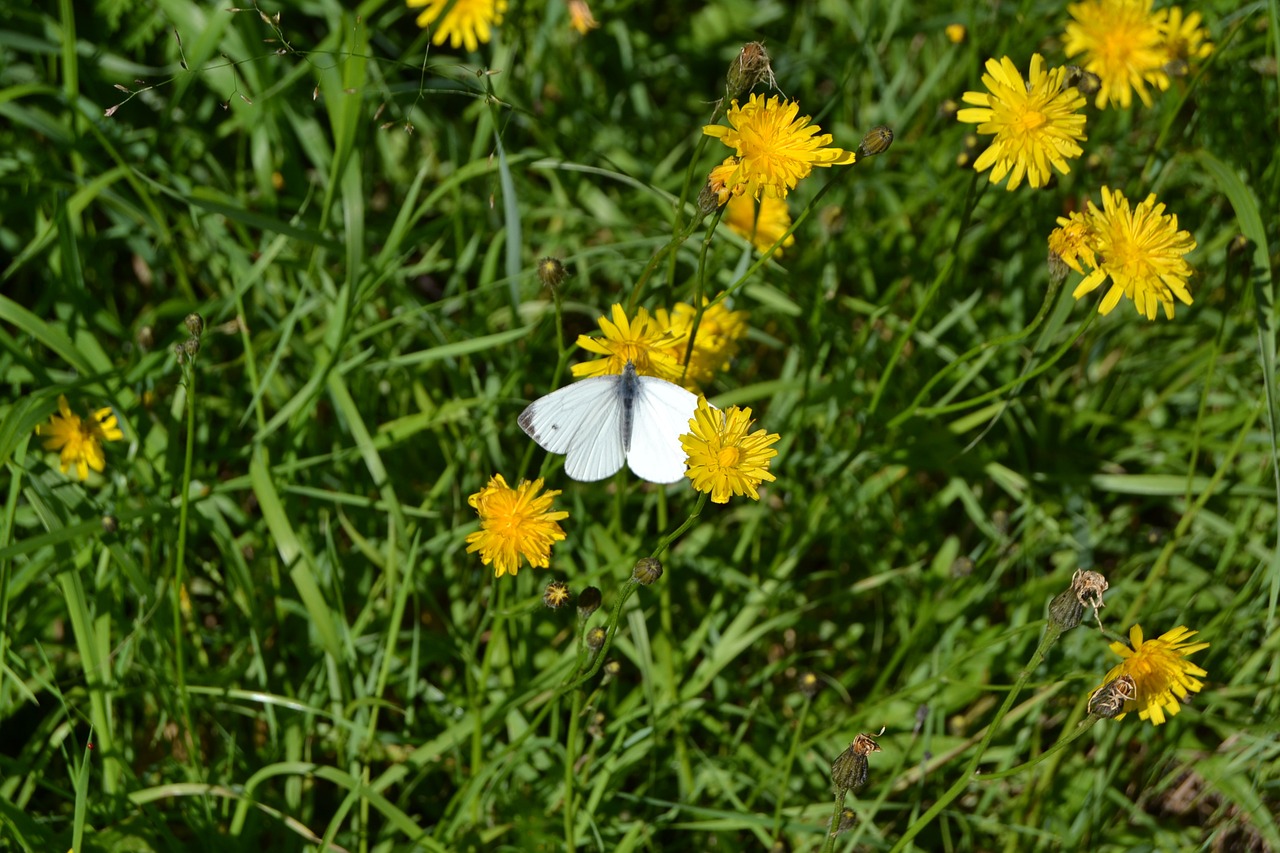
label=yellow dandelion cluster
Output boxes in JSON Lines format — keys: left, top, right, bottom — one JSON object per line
{"left": 956, "top": 54, "right": 1088, "bottom": 191}
{"left": 1064, "top": 0, "right": 1213, "bottom": 109}
{"left": 1049, "top": 186, "right": 1197, "bottom": 320}
{"left": 465, "top": 474, "right": 569, "bottom": 578}
{"left": 35, "top": 395, "right": 125, "bottom": 481}
{"left": 1093, "top": 625, "right": 1210, "bottom": 725}
{"left": 703, "top": 94, "right": 857, "bottom": 200}
{"left": 572, "top": 301, "right": 748, "bottom": 391}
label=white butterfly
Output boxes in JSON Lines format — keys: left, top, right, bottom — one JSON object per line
{"left": 518, "top": 360, "right": 699, "bottom": 483}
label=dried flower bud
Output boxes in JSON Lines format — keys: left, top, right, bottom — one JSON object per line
{"left": 577, "top": 586, "right": 602, "bottom": 616}
{"left": 1071, "top": 570, "right": 1108, "bottom": 613}
{"left": 797, "top": 671, "right": 821, "bottom": 699}
{"left": 633, "top": 557, "right": 663, "bottom": 585}
{"left": 938, "top": 98, "right": 959, "bottom": 121}
{"left": 950, "top": 556, "right": 974, "bottom": 578}
{"left": 183, "top": 337, "right": 200, "bottom": 358}
{"left": 697, "top": 181, "right": 723, "bottom": 215}
{"left": 136, "top": 325, "right": 155, "bottom": 351}
{"left": 184, "top": 313, "right": 205, "bottom": 337}
{"left": 101, "top": 515, "right": 119, "bottom": 534}
{"left": 603, "top": 658, "right": 622, "bottom": 679}
{"left": 1088, "top": 675, "right": 1136, "bottom": 718}
{"left": 586, "top": 626, "right": 607, "bottom": 652}
{"left": 536, "top": 257, "right": 568, "bottom": 291}
{"left": 857, "top": 126, "right": 894, "bottom": 158}
{"left": 833, "top": 807, "right": 857, "bottom": 835}
{"left": 1228, "top": 235, "right": 1252, "bottom": 259}
{"left": 831, "top": 731, "right": 883, "bottom": 794}
{"left": 726, "top": 42, "right": 776, "bottom": 101}
{"left": 1048, "top": 250, "right": 1070, "bottom": 286}
{"left": 543, "top": 580, "right": 571, "bottom": 609}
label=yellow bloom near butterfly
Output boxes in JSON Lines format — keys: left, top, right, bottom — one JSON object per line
{"left": 407, "top": 0, "right": 507, "bottom": 53}
{"left": 572, "top": 304, "right": 687, "bottom": 383}
{"left": 654, "top": 297, "right": 750, "bottom": 391}
{"left": 681, "top": 398, "right": 779, "bottom": 504}
{"left": 956, "top": 54, "right": 1087, "bottom": 191}
{"left": 465, "top": 475, "right": 568, "bottom": 578}
{"left": 703, "top": 94, "right": 856, "bottom": 200}
{"left": 35, "top": 395, "right": 125, "bottom": 481}
{"left": 1094, "top": 625, "right": 1209, "bottom": 725}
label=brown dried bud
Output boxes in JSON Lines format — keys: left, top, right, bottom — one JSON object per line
{"left": 725, "top": 42, "right": 776, "bottom": 101}
{"left": 1088, "top": 675, "right": 1136, "bottom": 718}
{"left": 633, "top": 557, "right": 663, "bottom": 585}
{"left": 1047, "top": 587, "right": 1084, "bottom": 632}
{"left": 831, "top": 731, "right": 883, "bottom": 794}
{"left": 184, "top": 313, "right": 205, "bottom": 338}
{"left": 1071, "top": 570, "right": 1108, "bottom": 613}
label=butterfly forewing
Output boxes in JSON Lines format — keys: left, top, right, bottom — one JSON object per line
{"left": 519, "top": 374, "right": 628, "bottom": 480}
{"left": 625, "top": 377, "right": 698, "bottom": 483}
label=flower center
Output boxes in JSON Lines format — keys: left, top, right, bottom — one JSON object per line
{"left": 1015, "top": 109, "right": 1047, "bottom": 132}
{"left": 716, "top": 446, "right": 741, "bottom": 469}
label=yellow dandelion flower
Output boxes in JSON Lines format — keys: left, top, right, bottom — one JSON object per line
{"left": 1047, "top": 209, "right": 1097, "bottom": 275}
{"left": 956, "top": 54, "right": 1088, "bottom": 191}
{"left": 572, "top": 304, "right": 687, "bottom": 382}
{"left": 1071, "top": 186, "right": 1196, "bottom": 320}
{"left": 1157, "top": 7, "right": 1213, "bottom": 64}
{"left": 945, "top": 24, "right": 967, "bottom": 44}
{"left": 407, "top": 0, "right": 507, "bottom": 53}
{"left": 1064, "top": 0, "right": 1170, "bottom": 108}
{"left": 567, "top": 0, "right": 599, "bottom": 35}
{"left": 35, "top": 395, "right": 125, "bottom": 481}
{"left": 1094, "top": 625, "right": 1210, "bottom": 725}
{"left": 703, "top": 94, "right": 857, "bottom": 200}
{"left": 724, "top": 194, "right": 796, "bottom": 258}
{"left": 680, "top": 397, "right": 779, "bottom": 504}
{"left": 653, "top": 297, "right": 750, "bottom": 390}
{"left": 465, "top": 474, "right": 569, "bottom": 578}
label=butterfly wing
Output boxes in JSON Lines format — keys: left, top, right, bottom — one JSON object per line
{"left": 625, "top": 376, "right": 699, "bottom": 484}
{"left": 519, "top": 375, "right": 628, "bottom": 481}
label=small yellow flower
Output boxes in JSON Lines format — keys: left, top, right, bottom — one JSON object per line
{"left": 945, "top": 23, "right": 967, "bottom": 44}
{"left": 1095, "top": 625, "right": 1210, "bottom": 725}
{"left": 567, "top": 0, "right": 599, "bottom": 35}
{"left": 1064, "top": 0, "right": 1169, "bottom": 108}
{"left": 724, "top": 194, "right": 796, "bottom": 258}
{"left": 654, "top": 297, "right": 750, "bottom": 390}
{"left": 1047, "top": 209, "right": 1096, "bottom": 275}
{"left": 703, "top": 94, "right": 857, "bottom": 200}
{"left": 465, "top": 475, "right": 569, "bottom": 578}
{"left": 1066, "top": 186, "right": 1197, "bottom": 320}
{"left": 956, "top": 54, "right": 1088, "bottom": 191}
{"left": 572, "top": 304, "right": 687, "bottom": 382}
{"left": 407, "top": 0, "right": 507, "bottom": 53}
{"left": 35, "top": 395, "right": 125, "bottom": 481}
{"left": 1157, "top": 7, "right": 1214, "bottom": 64}
{"left": 680, "top": 397, "right": 779, "bottom": 504}
{"left": 706, "top": 157, "right": 742, "bottom": 206}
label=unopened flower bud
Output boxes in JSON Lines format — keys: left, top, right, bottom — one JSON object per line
{"left": 797, "top": 671, "right": 821, "bottom": 699}
{"left": 184, "top": 313, "right": 205, "bottom": 338}
{"left": 537, "top": 257, "right": 568, "bottom": 291}
{"left": 1048, "top": 587, "right": 1084, "bottom": 631}
{"left": 857, "top": 126, "right": 894, "bottom": 158}
{"left": 633, "top": 557, "right": 663, "bottom": 585}
{"left": 183, "top": 337, "right": 200, "bottom": 358}
{"left": 1062, "top": 66, "right": 1101, "bottom": 97}
{"left": 101, "top": 515, "right": 119, "bottom": 534}
{"left": 831, "top": 731, "right": 883, "bottom": 794}
{"left": 586, "top": 626, "right": 607, "bottom": 652}
{"left": 1048, "top": 250, "right": 1070, "bottom": 286}
{"left": 577, "top": 586, "right": 602, "bottom": 616}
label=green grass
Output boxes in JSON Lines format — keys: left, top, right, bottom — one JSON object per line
{"left": 2, "top": 0, "right": 1278, "bottom": 850}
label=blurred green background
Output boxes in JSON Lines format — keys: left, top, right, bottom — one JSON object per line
{"left": 1, "top": 0, "right": 1276, "bottom": 850}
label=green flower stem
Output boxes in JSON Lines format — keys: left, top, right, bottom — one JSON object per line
{"left": 174, "top": 356, "right": 198, "bottom": 771}
{"left": 821, "top": 790, "right": 848, "bottom": 853}
{"left": 975, "top": 715, "right": 1101, "bottom": 782}
{"left": 626, "top": 216, "right": 707, "bottom": 315}
{"left": 866, "top": 170, "right": 983, "bottom": 421}
{"left": 888, "top": 275, "right": 1062, "bottom": 429}
{"left": 772, "top": 696, "right": 811, "bottom": 838}
{"left": 888, "top": 621, "right": 1065, "bottom": 852}
{"left": 470, "top": 579, "right": 506, "bottom": 822}
{"left": 678, "top": 210, "right": 724, "bottom": 388}
{"left": 563, "top": 685, "right": 584, "bottom": 850}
